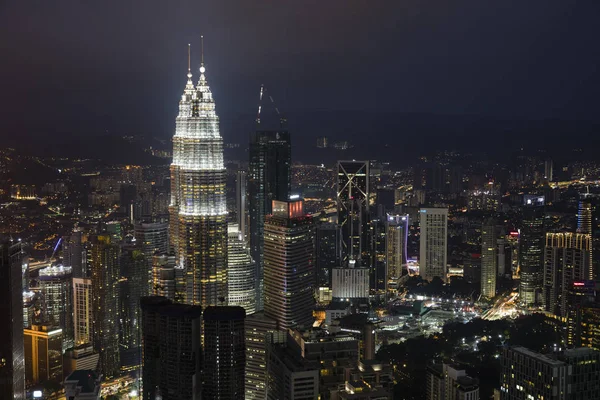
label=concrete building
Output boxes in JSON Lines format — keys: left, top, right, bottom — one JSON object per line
{"left": 245, "top": 312, "right": 280, "bottom": 400}
{"left": 426, "top": 363, "right": 479, "bottom": 400}
{"left": 73, "top": 278, "right": 92, "bottom": 346}
{"left": 332, "top": 262, "right": 370, "bottom": 301}
{"left": 202, "top": 306, "right": 246, "bottom": 399}
{"left": 264, "top": 199, "right": 315, "bottom": 329}
{"left": 419, "top": 208, "right": 448, "bottom": 282}
{"left": 23, "top": 325, "right": 63, "bottom": 387}
{"left": 227, "top": 224, "right": 256, "bottom": 314}
{"left": 39, "top": 265, "right": 74, "bottom": 351}
{"left": 481, "top": 218, "right": 497, "bottom": 298}
{"left": 140, "top": 296, "right": 202, "bottom": 400}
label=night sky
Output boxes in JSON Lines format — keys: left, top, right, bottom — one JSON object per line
{"left": 1, "top": 1, "right": 599, "bottom": 150}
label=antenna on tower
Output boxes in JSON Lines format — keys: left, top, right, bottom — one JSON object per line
{"left": 201, "top": 35, "right": 204, "bottom": 66}
{"left": 255, "top": 85, "right": 286, "bottom": 128}
{"left": 187, "top": 43, "right": 191, "bottom": 73}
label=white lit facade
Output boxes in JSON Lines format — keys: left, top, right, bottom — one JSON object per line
{"left": 419, "top": 208, "right": 448, "bottom": 282}
{"left": 227, "top": 224, "right": 256, "bottom": 314}
{"left": 169, "top": 56, "right": 228, "bottom": 307}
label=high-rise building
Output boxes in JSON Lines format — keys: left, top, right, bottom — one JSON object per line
{"left": 0, "top": 241, "right": 26, "bottom": 400}
{"left": 337, "top": 161, "right": 370, "bottom": 262}
{"left": 369, "top": 216, "right": 387, "bottom": 291}
{"left": 543, "top": 232, "right": 592, "bottom": 316}
{"left": 500, "top": 346, "right": 600, "bottom": 399}
{"left": 419, "top": 208, "right": 448, "bottom": 282}
{"left": 90, "top": 235, "right": 120, "bottom": 378}
{"left": 73, "top": 278, "right": 92, "bottom": 346}
{"left": 565, "top": 280, "right": 599, "bottom": 348}
{"left": 544, "top": 159, "right": 553, "bottom": 182}
{"left": 24, "top": 325, "right": 63, "bottom": 387}
{"left": 150, "top": 253, "right": 184, "bottom": 301}
{"left": 119, "top": 242, "right": 147, "bottom": 371}
{"left": 245, "top": 312, "right": 279, "bottom": 400}
{"left": 134, "top": 221, "right": 168, "bottom": 278}
{"left": 39, "top": 265, "right": 74, "bottom": 351}
{"left": 386, "top": 214, "right": 408, "bottom": 292}
{"left": 140, "top": 296, "right": 202, "bottom": 400}
{"left": 236, "top": 170, "right": 249, "bottom": 242}
{"left": 227, "top": 225, "right": 256, "bottom": 314}
{"left": 481, "top": 218, "right": 497, "bottom": 298}
{"left": 315, "top": 222, "right": 341, "bottom": 290}
{"left": 63, "top": 231, "right": 84, "bottom": 278}
{"left": 265, "top": 332, "right": 320, "bottom": 400}
{"left": 332, "top": 262, "right": 370, "bottom": 301}
{"left": 519, "top": 195, "right": 545, "bottom": 306}
{"left": 264, "top": 199, "right": 314, "bottom": 329}
{"left": 578, "top": 199, "right": 593, "bottom": 234}
{"left": 316, "top": 136, "right": 328, "bottom": 148}
{"left": 202, "top": 306, "right": 246, "bottom": 399}
{"left": 169, "top": 52, "right": 228, "bottom": 307}
{"left": 248, "top": 130, "right": 291, "bottom": 311}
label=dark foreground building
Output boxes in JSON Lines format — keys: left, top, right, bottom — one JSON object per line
{"left": 202, "top": 306, "right": 246, "bottom": 399}
{"left": 140, "top": 296, "right": 202, "bottom": 400}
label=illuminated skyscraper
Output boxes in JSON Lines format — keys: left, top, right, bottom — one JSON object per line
{"left": 519, "top": 196, "right": 545, "bottom": 307}
{"left": 264, "top": 199, "right": 314, "bottom": 329}
{"left": 24, "top": 325, "right": 63, "bottom": 387}
{"left": 315, "top": 222, "right": 341, "bottom": 289}
{"left": 578, "top": 199, "right": 593, "bottom": 234}
{"left": 227, "top": 224, "right": 256, "bottom": 314}
{"left": 481, "top": 218, "right": 497, "bottom": 298}
{"left": 39, "top": 265, "right": 74, "bottom": 351}
{"left": 169, "top": 45, "right": 228, "bottom": 307}
{"left": 386, "top": 214, "right": 408, "bottom": 292}
{"left": 248, "top": 130, "right": 291, "bottom": 311}
{"left": 134, "top": 221, "right": 168, "bottom": 277}
{"left": 419, "top": 208, "right": 448, "bottom": 282}
{"left": 337, "top": 161, "right": 370, "bottom": 263}
{"left": 73, "top": 278, "right": 92, "bottom": 346}
{"left": 90, "top": 235, "right": 120, "bottom": 378}
{"left": 0, "top": 241, "right": 26, "bottom": 400}
{"left": 63, "top": 231, "right": 84, "bottom": 278}
{"left": 543, "top": 232, "right": 592, "bottom": 316}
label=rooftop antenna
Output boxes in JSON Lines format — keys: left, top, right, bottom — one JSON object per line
{"left": 201, "top": 35, "right": 205, "bottom": 67}
{"left": 187, "top": 43, "right": 191, "bottom": 73}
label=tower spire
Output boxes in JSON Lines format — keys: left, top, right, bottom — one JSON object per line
{"left": 188, "top": 43, "right": 191, "bottom": 74}
{"left": 201, "top": 35, "right": 204, "bottom": 67}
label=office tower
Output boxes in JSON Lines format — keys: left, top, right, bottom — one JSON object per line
{"left": 227, "top": 225, "right": 256, "bottom": 314}
{"left": 24, "top": 325, "right": 63, "bottom": 386}
{"left": 90, "top": 235, "right": 120, "bottom": 378}
{"left": 119, "top": 242, "right": 147, "bottom": 371}
{"left": 337, "top": 161, "right": 370, "bottom": 262}
{"left": 0, "top": 241, "right": 26, "bottom": 400}
{"left": 338, "top": 359, "right": 394, "bottom": 399}
{"left": 288, "top": 327, "right": 360, "bottom": 399}
{"left": 64, "top": 370, "right": 102, "bottom": 400}
{"left": 140, "top": 296, "right": 202, "bottom": 400}
{"left": 245, "top": 312, "right": 279, "bottom": 400}
{"left": 248, "top": 130, "right": 291, "bottom": 311}
{"left": 151, "top": 253, "right": 184, "bottom": 301}
{"left": 419, "top": 208, "right": 449, "bottom": 282}
{"left": 264, "top": 199, "right": 314, "bottom": 329}
{"left": 73, "top": 278, "right": 92, "bottom": 346}
{"left": 426, "top": 364, "right": 445, "bottom": 400}
{"left": 64, "top": 344, "right": 99, "bottom": 375}
{"left": 315, "top": 222, "right": 341, "bottom": 289}
{"left": 332, "top": 262, "right": 370, "bottom": 301}
{"left": 134, "top": 221, "right": 169, "bottom": 277}
{"left": 500, "top": 346, "right": 600, "bottom": 399}
{"left": 386, "top": 214, "right": 408, "bottom": 292}
{"left": 236, "top": 170, "right": 249, "bottom": 242}
{"left": 565, "top": 281, "right": 599, "bottom": 348}
{"left": 63, "top": 231, "right": 84, "bottom": 278}
{"left": 39, "top": 265, "right": 74, "bottom": 351}
{"left": 497, "top": 234, "right": 507, "bottom": 277}
{"left": 265, "top": 332, "right": 320, "bottom": 400}
{"left": 202, "top": 306, "right": 246, "bottom": 399}
{"left": 543, "top": 233, "right": 592, "bottom": 316}
{"left": 519, "top": 195, "right": 545, "bottom": 307}
{"left": 481, "top": 218, "right": 497, "bottom": 298}
{"left": 169, "top": 52, "right": 228, "bottom": 307}
{"left": 578, "top": 199, "right": 593, "bottom": 234}
{"left": 369, "top": 216, "right": 387, "bottom": 291}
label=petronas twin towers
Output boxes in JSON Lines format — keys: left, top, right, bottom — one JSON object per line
{"left": 169, "top": 44, "right": 228, "bottom": 307}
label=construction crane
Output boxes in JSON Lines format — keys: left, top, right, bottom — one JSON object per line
{"left": 255, "top": 84, "right": 287, "bottom": 128}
